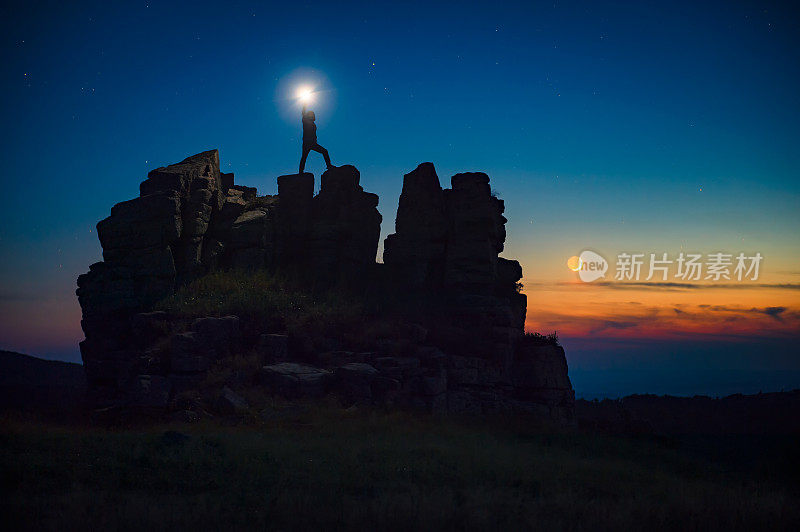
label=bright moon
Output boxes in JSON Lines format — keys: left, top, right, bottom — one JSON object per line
{"left": 296, "top": 86, "right": 314, "bottom": 103}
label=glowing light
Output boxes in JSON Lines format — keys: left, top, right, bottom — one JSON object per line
{"left": 296, "top": 85, "right": 315, "bottom": 103}
{"left": 567, "top": 255, "right": 582, "bottom": 271}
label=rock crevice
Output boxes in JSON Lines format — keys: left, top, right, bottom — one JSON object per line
{"left": 76, "top": 151, "right": 573, "bottom": 421}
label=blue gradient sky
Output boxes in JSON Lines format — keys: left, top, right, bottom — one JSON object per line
{"left": 1, "top": 1, "right": 798, "bottom": 397}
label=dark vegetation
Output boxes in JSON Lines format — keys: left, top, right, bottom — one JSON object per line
{"left": 576, "top": 392, "right": 800, "bottom": 487}
{"left": 3, "top": 408, "right": 799, "bottom": 530}
{"left": 149, "top": 269, "right": 530, "bottom": 413}
{"left": 155, "top": 269, "right": 371, "bottom": 349}
{"left": 524, "top": 331, "right": 560, "bottom": 346}
{"left": 153, "top": 268, "right": 496, "bottom": 361}
{"left": 1, "top": 350, "right": 799, "bottom": 530}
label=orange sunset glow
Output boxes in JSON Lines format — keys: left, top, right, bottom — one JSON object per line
{"left": 524, "top": 281, "right": 800, "bottom": 340}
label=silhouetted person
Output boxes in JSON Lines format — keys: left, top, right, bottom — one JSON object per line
{"left": 298, "top": 104, "right": 333, "bottom": 173}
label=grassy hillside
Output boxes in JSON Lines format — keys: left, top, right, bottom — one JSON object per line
{"left": 2, "top": 408, "right": 798, "bottom": 530}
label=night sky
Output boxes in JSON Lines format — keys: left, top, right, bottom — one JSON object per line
{"left": 2, "top": 1, "right": 799, "bottom": 397}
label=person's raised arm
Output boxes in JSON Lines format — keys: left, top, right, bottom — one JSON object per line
{"left": 302, "top": 104, "right": 307, "bottom": 117}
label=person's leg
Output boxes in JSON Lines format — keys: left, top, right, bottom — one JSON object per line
{"left": 311, "top": 144, "right": 333, "bottom": 169}
{"left": 299, "top": 146, "right": 310, "bottom": 173}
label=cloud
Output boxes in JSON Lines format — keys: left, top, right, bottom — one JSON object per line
{"left": 699, "top": 305, "right": 789, "bottom": 321}
{"left": 0, "top": 291, "right": 45, "bottom": 302}
{"left": 527, "top": 302, "right": 800, "bottom": 341}
{"left": 542, "top": 281, "right": 800, "bottom": 291}
{"left": 528, "top": 307, "right": 664, "bottom": 336}
{"left": 758, "top": 306, "right": 787, "bottom": 321}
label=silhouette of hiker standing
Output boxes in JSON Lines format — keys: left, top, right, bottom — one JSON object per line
{"left": 298, "top": 104, "right": 333, "bottom": 173}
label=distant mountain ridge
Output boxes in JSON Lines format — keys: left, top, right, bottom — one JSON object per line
{"left": 0, "top": 350, "right": 86, "bottom": 416}
{"left": 577, "top": 391, "right": 800, "bottom": 436}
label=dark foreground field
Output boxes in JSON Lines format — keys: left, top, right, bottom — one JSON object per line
{"left": 2, "top": 408, "right": 799, "bottom": 531}
{"left": 1, "top": 351, "right": 799, "bottom": 530}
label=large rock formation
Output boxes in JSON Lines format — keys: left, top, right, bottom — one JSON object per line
{"left": 276, "top": 165, "right": 382, "bottom": 283}
{"left": 76, "top": 151, "right": 573, "bottom": 421}
{"left": 310, "top": 165, "right": 382, "bottom": 284}
{"left": 77, "top": 151, "right": 381, "bottom": 400}
{"left": 78, "top": 150, "right": 224, "bottom": 391}
{"left": 383, "top": 162, "right": 448, "bottom": 289}
{"left": 382, "top": 163, "right": 571, "bottom": 417}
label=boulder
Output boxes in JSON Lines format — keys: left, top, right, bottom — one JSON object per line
{"left": 168, "top": 316, "right": 242, "bottom": 375}
{"left": 169, "top": 332, "right": 209, "bottom": 373}
{"left": 371, "top": 376, "right": 402, "bottom": 405}
{"left": 257, "top": 334, "right": 289, "bottom": 362}
{"left": 333, "top": 363, "right": 379, "bottom": 403}
{"left": 371, "top": 356, "right": 422, "bottom": 381}
{"left": 383, "top": 162, "right": 448, "bottom": 288}
{"left": 414, "top": 346, "right": 448, "bottom": 369}
{"left": 130, "top": 311, "right": 171, "bottom": 348}
{"left": 446, "top": 390, "right": 482, "bottom": 414}
{"left": 407, "top": 323, "right": 428, "bottom": 344}
{"left": 229, "top": 184, "right": 257, "bottom": 201}
{"left": 446, "top": 355, "right": 508, "bottom": 387}
{"left": 220, "top": 172, "right": 234, "bottom": 190}
{"left": 225, "top": 202, "right": 278, "bottom": 270}
{"left": 308, "top": 165, "right": 382, "bottom": 285}
{"left": 277, "top": 172, "right": 314, "bottom": 269}
{"left": 190, "top": 316, "right": 241, "bottom": 358}
{"left": 216, "top": 386, "right": 249, "bottom": 415}
{"left": 512, "top": 341, "right": 575, "bottom": 412}
{"left": 261, "top": 362, "right": 331, "bottom": 398}
{"left": 421, "top": 369, "right": 447, "bottom": 396}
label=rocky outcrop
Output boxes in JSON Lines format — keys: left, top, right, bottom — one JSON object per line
{"left": 381, "top": 163, "right": 558, "bottom": 416}
{"left": 77, "top": 151, "right": 382, "bottom": 403}
{"left": 511, "top": 339, "right": 575, "bottom": 419}
{"left": 276, "top": 172, "right": 314, "bottom": 269}
{"left": 221, "top": 195, "right": 279, "bottom": 271}
{"left": 215, "top": 386, "right": 249, "bottom": 415}
{"left": 310, "top": 165, "right": 382, "bottom": 284}
{"left": 78, "top": 150, "right": 224, "bottom": 392}
{"left": 138, "top": 150, "right": 226, "bottom": 284}
{"left": 261, "top": 363, "right": 331, "bottom": 398}
{"left": 382, "top": 162, "right": 448, "bottom": 289}
{"left": 76, "top": 151, "right": 573, "bottom": 422}
{"left": 169, "top": 316, "right": 241, "bottom": 375}
{"left": 275, "top": 165, "right": 382, "bottom": 282}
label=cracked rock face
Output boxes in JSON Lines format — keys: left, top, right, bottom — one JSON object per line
{"left": 383, "top": 163, "right": 448, "bottom": 289}
{"left": 382, "top": 162, "right": 573, "bottom": 419}
{"left": 382, "top": 163, "right": 526, "bottom": 366}
{"left": 78, "top": 150, "right": 224, "bottom": 393}
{"left": 309, "top": 165, "right": 382, "bottom": 284}
{"left": 76, "top": 151, "right": 573, "bottom": 422}
{"left": 76, "top": 152, "right": 384, "bottom": 401}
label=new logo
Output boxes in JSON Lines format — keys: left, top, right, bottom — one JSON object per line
{"left": 567, "top": 250, "right": 608, "bottom": 282}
